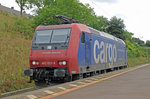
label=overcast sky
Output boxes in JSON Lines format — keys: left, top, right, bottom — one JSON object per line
{"left": 0, "top": 0, "right": 150, "bottom": 42}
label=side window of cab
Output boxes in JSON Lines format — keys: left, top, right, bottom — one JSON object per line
{"left": 81, "top": 32, "right": 85, "bottom": 43}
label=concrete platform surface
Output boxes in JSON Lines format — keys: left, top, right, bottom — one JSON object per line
{"left": 50, "top": 65, "right": 150, "bottom": 99}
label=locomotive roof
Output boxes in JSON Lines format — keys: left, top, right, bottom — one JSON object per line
{"left": 36, "top": 24, "right": 72, "bottom": 30}
{"left": 36, "top": 23, "right": 91, "bottom": 33}
{"left": 88, "top": 26, "right": 125, "bottom": 45}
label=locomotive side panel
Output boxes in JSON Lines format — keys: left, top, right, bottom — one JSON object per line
{"left": 90, "top": 33, "right": 106, "bottom": 70}
{"left": 91, "top": 34, "right": 117, "bottom": 69}
{"left": 78, "top": 30, "right": 127, "bottom": 74}
{"left": 116, "top": 41, "right": 127, "bottom": 66}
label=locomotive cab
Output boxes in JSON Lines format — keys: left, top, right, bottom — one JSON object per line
{"left": 25, "top": 28, "right": 71, "bottom": 82}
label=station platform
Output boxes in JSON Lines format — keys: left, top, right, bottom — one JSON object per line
{"left": 43, "top": 64, "right": 150, "bottom": 99}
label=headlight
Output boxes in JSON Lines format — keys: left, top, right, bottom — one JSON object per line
{"left": 62, "top": 61, "right": 66, "bottom": 65}
{"left": 59, "top": 61, "right": 62, "bottom": 65}
{"left": 36, "top": 61, "right": 39, "bottom": 65}
{"left": 32, "top": 61, "right": 36, "bottom": 65}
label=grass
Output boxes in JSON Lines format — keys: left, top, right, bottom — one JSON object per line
{"left": 0, "top": 11, "right": 34, "bottom": 95}
{"left": 0, "top": 31, "right": 34, "bottom": 93}
{"left": 128, "top": 56, "right": 150, "bottom": 67}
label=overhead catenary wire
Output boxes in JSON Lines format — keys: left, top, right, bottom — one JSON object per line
{"left": 84, "top": 0, "right": 112, "bottom": 18}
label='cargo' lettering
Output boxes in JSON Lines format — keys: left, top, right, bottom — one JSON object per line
{"left": 94, "top": 40, "right": 117, "bottom": 64}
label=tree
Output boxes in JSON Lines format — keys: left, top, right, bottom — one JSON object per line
{"left": 26, "top": 0, "right": 109, "bottom": 32}
{"left": 97, "top": 16, "right": 109, "bottom": 32}
{"left": 15, "top": 0, "right": 27, "bottom": 15}
{"left": 123, "top": 30, "right": 133, "bottom": 41}
{"left": 146, "top": 40, "right": 150, "bottom": 47}
{"left": 133, "top": 37, "right": 145, "bottom": 46}
{"left": 27, "top": 0, "right": 55, "bottom": 9}
{"left": 107, "top": 16, "right": 125, "bottom": 40}
{"left": 33, "top": 0, "right": 99, "bottom": 27}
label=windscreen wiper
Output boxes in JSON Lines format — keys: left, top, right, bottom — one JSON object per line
{"left": 64, "top": 35, "right": 69, "bottom": 45}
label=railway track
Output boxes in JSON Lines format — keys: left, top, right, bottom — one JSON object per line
{"left": 0, "top": 82, "right": 62, "bottom": 98}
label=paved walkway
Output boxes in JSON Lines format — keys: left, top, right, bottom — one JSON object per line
{"left": 51, "top": 65, "right": 150, "bottom": 99}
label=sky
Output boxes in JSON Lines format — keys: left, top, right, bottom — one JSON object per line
{"left": 0, "top": 0, "right": 150, "bottom": 42}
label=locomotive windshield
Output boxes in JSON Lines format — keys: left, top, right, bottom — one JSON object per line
{"left": 34, "top": 28, "right": 71, "bottom": 44}
{"left": 51, "top": 29, "right": 70, "bottom": 43}
{"left": 35, "top": 30, "right": 52, "bottom": 44}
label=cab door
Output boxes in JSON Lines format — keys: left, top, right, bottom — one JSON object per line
{"left": 85, "top": 33, "right": 91, "bottom": 66}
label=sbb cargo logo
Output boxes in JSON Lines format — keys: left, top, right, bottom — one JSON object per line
{"left": 94, "top": 40, "right": 117, "bottom": 64}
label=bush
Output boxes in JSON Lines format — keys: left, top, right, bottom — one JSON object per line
{"left": 126, "top": 40, "right": 149, "bottom": 58}
{"left": 14, "top": 16, "right": 34, "bottom": 39}
{"left": 0, "top": 10, "right": 34, "bottom": 39}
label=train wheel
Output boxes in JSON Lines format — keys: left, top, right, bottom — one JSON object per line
{"left": 72, "top": 75, "right": 80, "bottom": 81}
{"left": 34, "top": 80, "right": 49, "bottom": 88}
{"left": 79, "top": 74, "right": 83, "bottom": 79}
{"left": 124, "top": 65, "right": 128, "bottom": 68}
{"left": 90, "top": 72, "right": 94, "bottom": 76}
{"left": 64, "top": 75, "right": 72, "bottom": 82}
{"left": 83, "top": 73, "right": 87, "bottom": 78}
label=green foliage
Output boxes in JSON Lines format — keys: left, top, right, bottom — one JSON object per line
{"left": 126, "top": 39, "right": 149, "bottom": 58}
{"left": 33, "top": 0, "right": 103, "bottom": 28}
{"left": 146, "top": 40, "right": 150, "bottom": 47}
{"left": 133, "top": 37, "right": 145, "bottom": 46}
{"left": 107, "top": 16, "right": 125, "bottom": 40}
{"left": 27, "top": 0, "right": 55, "bottom": 9}
{"left": 128, "top": 57, "right": 150, "bottom": 67}
{"left": 13, "top": 16, "right": 34, "bottom": 39}
{"left": 0, "top": 11, "right": 34, "bottom": 39}
{"left": 123, "top": 30, "right": 133, "bottom": 41}
{"left": 146, "top": 47, "right": 150, "bottom": 55}
{"left": 96, "top": 16, "right": 109, "bottom": 32}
